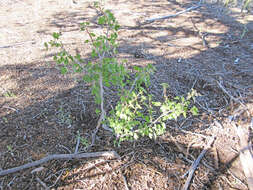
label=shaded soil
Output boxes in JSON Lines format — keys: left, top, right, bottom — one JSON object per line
{"left": 0, "top": 0, "right": 253, "bottom": 189}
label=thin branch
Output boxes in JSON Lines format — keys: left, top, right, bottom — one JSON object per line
{"left": 216, "top": 80, "right": 245, "bottom": 106}
{"left": 0, "top": 151, "right": 120, "bottom": 176}
{"left": 2, "top": 106, "right": 19, "bottom": 113}
{"left": 182, "top": 137, "right": 215, "bottom": 190}
{"left": 36, "top": 177, "right": 49, "bottom": 190}
{"left": 74, "top": 136, "right": 80, "bottom": 154}
{"left": 0, "top": 40, "right": 35, "bottom": 49}
{"left": 145, "top": 3, "right": 202, "bottom": 23}
{"left": 121, "top": 172, "right": 130, "bottom": 190}
{"left": 49, "top": 170, "right": 64, "bottom": 188}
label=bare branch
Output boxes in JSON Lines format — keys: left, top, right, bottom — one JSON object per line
{"left": 144, "top": 3, "right": 202, "bottom": 24}
{"left": 0, "top": 151, "right": 120, "bottom": 176}
{"left": 182, "top": 137, "right": 215, "bottom": 190}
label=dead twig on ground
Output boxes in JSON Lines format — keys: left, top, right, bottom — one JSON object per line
{"left": 190, "top": 17, "right": 209, "bottom": 48}
{"left": 0, "top": 40, "right": 35, "bottom": 49}
{"left": 144, "top": 3, "right": 202, "bottom": 24}
{"left": 0, "top": 151, "right": 120, "bottom": 176}
{"left": 75, "top": 135, "right": 80, "bottom": 154}
{"left": 48, "top": 169, "right": 64, "bottom": 189}
{"left": 216, "top": 80, "right": 245, "bottom": 106}
{"left": 36, "top": 177, "right": 49, "bottom": 190}
{"left": 227, "top": 169, "right": 248, "bottom": 189}
{"left": 119, "top": 169, "right": 130, "bottom": 190}
{"left": 182, "top": 136, "right": 215, "bottom": 190}
{"left": 2, "top": 106, "right": 19, "bottom": 113}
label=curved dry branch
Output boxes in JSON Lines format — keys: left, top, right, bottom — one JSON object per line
{"left": 182, "top": 137, "right": 215, "bottom": 190}
{"left": 0, "top": 151, "right": 120, "bottom": 176}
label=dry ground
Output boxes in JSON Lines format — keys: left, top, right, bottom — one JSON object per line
{"left": 0, "top": 0, "right": 253, "bottom": 189}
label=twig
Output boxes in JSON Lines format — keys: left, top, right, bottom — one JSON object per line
{"left": 182, "top": 137, "right": 215, "bottom": 190}
{"left": 190, "top": 17, "right": 209, "bottom": 48}
{"left": 49, "top": 170, "right": 64, "bottom": 188}
{"left": 145, "top": 3, "right": 202, "bottom": 23}
{"left": 216, "top": 80, "right": 244, "bottom": 106}
{"left": 2, "top": 106, "right": 19, "bottom": 113}
{"left": 75, "top": 136, "right": 80, "bottom": 154}
{"left": 213, "top": 147, "right": 219, "bottom": 170}
{"left": 36, "top": 177, "right": 49, "bottom": 190}
{"left": 122, "top": 172, "right": 130, "bottom": 190}
{"left": 7, "top": 176, "right": 16, "bottom": 188}
{"left": 227, "top": 169, "right": 248, "bottom": 189}
{"left": 0, "top": 151, "right": 120, "bottom": 176}
{"left": 57, "top": 144, "right": 72, "bottom": 154}
{"left": 0, "top": 40, "right": 35, "bottom": 49}
{"left": 170, "top": 125, "right": 209, "bottom": 139}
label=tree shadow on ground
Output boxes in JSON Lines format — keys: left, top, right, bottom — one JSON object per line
{"left": 0, "top": 0, "right": 253, "bottom": 189}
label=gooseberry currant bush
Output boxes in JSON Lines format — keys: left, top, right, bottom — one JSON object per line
{"left": 44, "top": 1, "right": 198, "bottom": 145}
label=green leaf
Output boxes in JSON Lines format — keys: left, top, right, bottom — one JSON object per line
{"left": 44, "top": 42, "right": 48, "bottom": 50}
{"left": 68, "top": 55, "right": 74, "bottom": 62}
{"left": 98, "top": 16, "right": 106, "bottom": 25}
{"left": 153, "top": 101, "right": 161, "bottom": 106}
{"left": 91, "top": 50, "right": 98, "bottom": 58}
{"left": 190, "top": 106, "right": 198, "bottom": 116}
{"left": 85, "top": 39, "right": 89, "bottom": 43}
{"left": 114, "top": 24, "right": 120, "bottom": 31}
{"left": 90, "top": 33, "right": 96, "bottom": 37}
{"left": 183, "top": 111, "right": 187, "bottom": 118}
{"left": 133, "top": 66, "right": 141, "bottom": 71}
{"left": 64, "top": 58, "right": 69, "bottom": 65}
{"left": 60, "top": 66, "right": 68, "bottom": 74}
{"left": 73, "top": 63, "right": 82, "bottom": 72}
{"left": 83, "top": 75, "right": 91, "bottom": 82}
{"left": 52, "top": 32, "right": 61, "bottom": 40}
{"left": 95, "top": 108, "right": 101, "bottom": 115}
{"left": 75, "top": 53, "right": 81, "bottom": 61}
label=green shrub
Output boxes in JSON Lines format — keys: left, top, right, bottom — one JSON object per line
{"left": 45, "top": 1, "right": 198, "bottom": 144}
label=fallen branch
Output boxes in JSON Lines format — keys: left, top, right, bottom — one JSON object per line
{"left": 182, "top": 137, "right": 215, "bottom": 190}
{"left": 145, "top": 3, "right": 202, "bottom": 23}
{"left": 216, "top": 80, "right": 245, "bottom": 106}
{"left": 0, "top": 151, "right": 120, "bottom": 176}
{"left": 36, "top": 177, "right": 49, "bottom": 190}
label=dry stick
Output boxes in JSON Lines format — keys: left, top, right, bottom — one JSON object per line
{"left": 49, "top": 170, "right": 64, "bottom": 189}
{"left": 182, "top": 137, "right": 215, "bottom": 190}
{"left": 216, "top": 80, "right": 245, "bottom": 107}
{"left": 0, "top": 40, "right": 35, "bottom": 49}
{"left": 0, "top": 151, "right": 120, "bottom": 177}
{"left": 145, "top": 3, "right": 202, "bottom": 23}
{"left": 36, "top": 177, "right": 49, "bottom": 190}
{"left": 74, "top": 136, "right": 80, "bottom": 154}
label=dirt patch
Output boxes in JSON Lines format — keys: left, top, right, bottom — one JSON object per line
{"left": 1, "top": 0, "right": 253, "bottom": 189}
